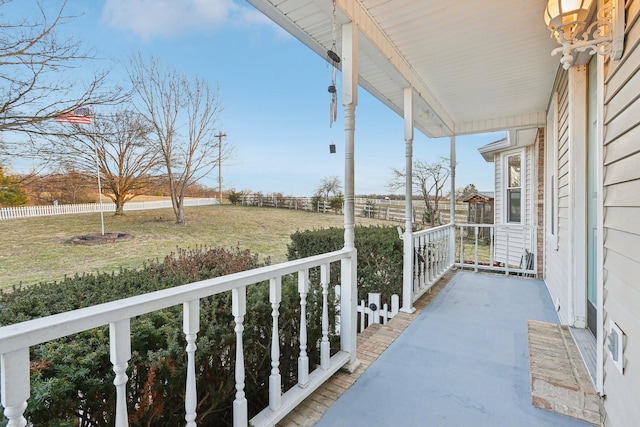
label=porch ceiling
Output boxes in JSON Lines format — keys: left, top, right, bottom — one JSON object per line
{"left": 248, "top": 0, "right": 561, "bottom": 138}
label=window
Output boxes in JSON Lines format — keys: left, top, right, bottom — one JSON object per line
{"left": 506, "top": 153, "right": 522, "bottom": 223}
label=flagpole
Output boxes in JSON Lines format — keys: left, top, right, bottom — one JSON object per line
{"left": 88, "top": 110, "right": 104, "bottom": 236}
{"left": 56, "top": 108, "right": 103, "bottom": 234}
{"left": 94, "top": 144, "right": 105, "bottom": 236}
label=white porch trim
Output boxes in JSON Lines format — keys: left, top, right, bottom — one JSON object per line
{"left": 567, "top": 65, "right": 588, "bottom": 329}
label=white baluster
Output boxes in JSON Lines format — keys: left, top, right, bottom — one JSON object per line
{"left": 474, "top": 226, "right": 479, "bottom": 272}
{"left": 320, "top": 264, "right": 330, "bottom": 370}
{"left": 1, "top": 348, "right": 29, "bottom": 427}
{"left": 269, "top": 277, "right": 282, "bottom": 410}
{"left": 232, "top": 287, "right": 248, "bottom": 427}
{"left": 298, "top": 270, "right": 309, "bottom": 387}
{"left": 183, "top": 300, "right": 200, "bottom": 427}
{"left": 110, "top": 319, "right": 131, "bottom": 427}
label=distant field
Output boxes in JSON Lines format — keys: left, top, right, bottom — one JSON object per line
{"left": 0, "top": 205, "right": 389, "bottom": 291}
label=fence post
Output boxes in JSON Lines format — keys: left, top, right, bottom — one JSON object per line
{"left": 368, "top": 293, "right": 381, "bottom": 325}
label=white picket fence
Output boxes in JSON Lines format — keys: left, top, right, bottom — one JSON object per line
{"left": 357, "top": 292, "right": 400, "bottom": 331}
{"left": 0, "top": 198, "right": 218, "bottom": 220}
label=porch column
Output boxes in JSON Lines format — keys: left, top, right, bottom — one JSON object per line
{"left": 342, "top": 22, "right": 357, "bottom": 251}
{"left": 340, "top": 21, "right": 360, "bottom": 372}
{"left": 401, "top": 87, "right": 415, "bottom": 313}
{"left": 567, "top": 65, "right": 588, "bottom": 328}
{"left": 449, "top": 135, "right": 457, "bottom": 262}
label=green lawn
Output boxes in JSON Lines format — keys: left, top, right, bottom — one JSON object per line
{"left": 0, "top": 205, "right": 389, "bottom": 291}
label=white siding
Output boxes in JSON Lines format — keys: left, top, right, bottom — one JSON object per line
{"left": 545, "top": 68, "right": 570, "bottom": 323}
{"left": 494, "top": 153, "right": 502, "bottom": 222}
{"left": 602, "top": 0, "right": 640, "bottom": 424}
{"left": 525, "top": 144, "right": 534, "bottom": 227}
{"left": 493, "top": 147, "right": 535, "bottom": 266}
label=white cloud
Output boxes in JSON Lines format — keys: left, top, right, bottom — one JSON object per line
{"left": 102, "top": 0, "right": 273, "bottom": 39}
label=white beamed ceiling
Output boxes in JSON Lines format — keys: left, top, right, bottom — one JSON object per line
{"left": 248, "top": 0, "right": 560, "bottom": 138}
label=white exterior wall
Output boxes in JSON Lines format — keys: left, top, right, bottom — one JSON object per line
{"left": 601, "top": 0, "right": 640, "bottom": 424}
{"left": 493, "top": 145, "right": 535, "bottom": 267}
{"left": 545, "top": 69, "right": 570, "bottom": 324}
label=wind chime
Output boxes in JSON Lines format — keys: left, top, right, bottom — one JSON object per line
{"left": 328, "top": 0, "right": 340, "bottom": 154}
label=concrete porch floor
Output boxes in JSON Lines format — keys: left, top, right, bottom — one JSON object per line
{"left": 279, "top": 271, "right": 595, "bottom": 427}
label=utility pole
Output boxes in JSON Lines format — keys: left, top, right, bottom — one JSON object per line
{"left": 215, "top": 132, "right": 226, "bottom": 204}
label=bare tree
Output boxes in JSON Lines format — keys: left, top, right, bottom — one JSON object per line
{"left": 315, "top": 175, "right": 342, "bottom": 200}
{"left": 129, "top": 54, "right": 227, "bottom": 224}
{"left": 389, "top": 158, "right": 451, "bottom": 227}
{"left": 455, "top": 183, "right": 478, "bottom": 201}
{"left": 0, "top": 0, "right": 124, "bottom": 140}
{"left": 46, "top": 110, "right": 161, "bottom": 214}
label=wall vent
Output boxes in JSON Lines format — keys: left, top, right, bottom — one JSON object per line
{"left": 607, "top": 319, "right": 625, "bottom": 374}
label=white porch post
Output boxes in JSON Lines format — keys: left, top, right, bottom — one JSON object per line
{"left": 568, "top": 65, "right": 588, "bottom": 328}
{"left": 340, "top": 21, "right": 360, "bottom": 371}
{"left": 401, "top": 87, "right": 415, "bottom": 314}
{"left": 449, "top": 135, "right": 457, "bottom": 262}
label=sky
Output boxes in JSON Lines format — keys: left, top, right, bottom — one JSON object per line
{"left": 9, "top": 0, "right": 501, "bottom": 196}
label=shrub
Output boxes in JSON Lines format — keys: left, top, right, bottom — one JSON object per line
{"left": 0, "top": 246, "right": 339, "bottom": 426}
{"left": 227, "top": 190, "right": 241, "bottom": 204}
{"left": 329, "top": 194, "right": 343, "bottom": 213}
{"left": 287, "top": 225, "right": 403, "bottom": 303}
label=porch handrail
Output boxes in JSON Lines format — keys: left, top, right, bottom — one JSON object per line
{"left": 402, "top": 223, "right": 456, "bottom": 312}
{"left": 0, "top": 248, "right": 357, "bottom": 427}
{"left": 455, "top": 223, "right": 537, "bottom": 276}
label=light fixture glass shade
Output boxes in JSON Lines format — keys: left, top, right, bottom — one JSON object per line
{"left": 545, "top": 0, "right": 593, "bottom": 40}
{"left": 544, "top": 0, "right": 625, "bottom": 69}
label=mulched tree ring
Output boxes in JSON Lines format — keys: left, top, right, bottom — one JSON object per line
{"left": 70, "top": 233, "right": 133, "bottom": 246}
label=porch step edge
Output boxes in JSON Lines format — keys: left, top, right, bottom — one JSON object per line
{"left": 527, "top": 320, "right": 602, "bottom": 426}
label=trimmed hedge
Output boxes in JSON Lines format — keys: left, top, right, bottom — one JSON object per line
{"left": 287, "top": 225, "right": 403, "bottom": 303}
{"left": 0, "top": 225, "right": 402, "bottom": 426}
{"left": 0, "top": 246, "right": 339, "bottom": 427}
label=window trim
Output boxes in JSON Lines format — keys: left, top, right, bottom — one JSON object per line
{"left": 501, "top": 148, "right": 525, "bottom": 224}
{"left": 546, "top": 92, "right": 559, "bottom": 250}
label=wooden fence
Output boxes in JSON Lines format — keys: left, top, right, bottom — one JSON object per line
{"left": 0, "top": 198, "right": 217, "bottom": 220}
{"left": 239, "top": 194, "right": 469, "bottom": 225}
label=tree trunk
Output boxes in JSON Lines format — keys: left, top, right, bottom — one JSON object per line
{"left": 176, "top": 205, "right": 185, "bottom": 224}
{"left": 114, "top": 194, "right": 125, "bottom": 216}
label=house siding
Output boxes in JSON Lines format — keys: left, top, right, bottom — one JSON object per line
{"left": 545, "top": 69, "right": 570, "bottom": 323}
{"left": 493, "top": 146, "right": 535, "bottom": 267}
{"left": 494, "top": 153, "right": 502, "bottom": 222}
{"left": 535, "top": 128, "right": 544, "bottom": 276}
{"left": 602, "top": 0, "right": 640, "bottom": 425}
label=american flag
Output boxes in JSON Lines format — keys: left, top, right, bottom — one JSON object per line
{"left": 55, "top": 107, "right": 92, "bottom": 125}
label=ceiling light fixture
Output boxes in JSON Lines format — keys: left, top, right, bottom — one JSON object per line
{"left": 544, "top": 0, "right": 625, "bottom": 69}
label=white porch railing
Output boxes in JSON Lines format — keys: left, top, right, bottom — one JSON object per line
{"left": 455, "top": 223, "right": 537, "bottom": 276}
{"left": 0, "top": 249, "right": 358, "bottom": 427}
{"left": 409, "top": 224, "right": 456, "bottom": 304}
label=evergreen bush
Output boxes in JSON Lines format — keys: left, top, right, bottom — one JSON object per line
{"left": 0, "top": 226, "right": 401, "bottom": 426}
{"left": 0, "top": 246, "right": 339, "bottom": 426}
{"left": 287, "top": 225, "right": 403, "bottom": 303}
